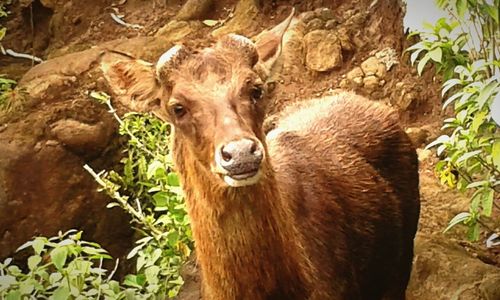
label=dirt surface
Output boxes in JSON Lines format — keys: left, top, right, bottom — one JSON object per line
{"left": 1, "top": 0, "right": 499, "bottom": 298}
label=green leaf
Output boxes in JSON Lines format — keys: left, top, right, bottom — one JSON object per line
{"left": 167, "top": 231, "right": 179, "bottom": 247}
{"left": 27, "top": 255, "right": 42, "bottom": 270}
{"left": 457, "top": 150, "right": 481, "bottom": 164}
{"left": 0, "top": 275, "right": 17, "bottom": 288}
{"left": 492, "top": 141, "right": 500, "bottom": 170}
{"left": 417, "top": 52, "right": 432, "bottom": 76}
{"left": 89, "top": 91, "right": 111, "bottom": 104}
{"left": 443, "top": 91, "right": 464, "bottom": 109}
{"left": 476, "top": 81, "right": 499, "bottom": 109}
{"left": 429, "top": 47, "right": 442, "bottom": 63}
{"left": 123, "top": 274, "right": 144, "bottom": 288}
{"left": 146, "top": 160, "right": 163, "bottom": 180}
{"left": 126, "top": 244, "right": 144, "bottom": 260}
{"left": 153, "top": 192, "right": 169, "bottom": 207}
{"left": 426, "top": 135, "right": 450, "bottom": 149}
{"left": 483, "top": 3, "right": 499, "bottom": 23}
{"left": 52, "top": 286, "right": 70, "bottom": 300}
{"left": 19, "top": 279, "right": 35, "bottom": 294}
{"left": 444, "top": 212, "right": 471, "bottom": 233}
{"left": 436, "top": 0, "right": 449, "bottom": 9}
{"left": 49, "top": 272, "right": 63, "bottom": 284}
{"left": 202, "top": 20, "right": 218, "bottom": 27}
{"left": 33, "top": 237, "right": 46, "bottom": 255}
{"left": 405, "top": 41, "right": 425, "bottom": 53}
{"left": 482, "top": 188, "right": 494, "bottom": 217}
{"left": 442, "top": 78, "right": 463, "bottom": 97}
{"left": 106, "top": 202, "right": 120, "bottom": 209}
{"left": 466, "top": 180, "right": 488, "bottom": 189}
{"left": 50, "top": 247, "right": 68, "bottom": 270}
{"left": 410, "top": 48, "right": 425, "bottom": 65}
{"left": 15, "top": 241, "right": 33, "bottom": 252}
{"left": 471, "top": 110, "right": 488, "bottom": 132}
{"left": 167, "top": 172, "right": 180, "bottom": 186}
{"left": 456, "top": 0, "right": 468, "bottom": 18}
{"left": 5, "top": 290, "right": 21, "bottom": 300}
{"left": 467, "top": 221, "right": 480, "bottom": 241}
{"left": 3, "top": 257, "right": 12, "bottom": 266}
{"left": 0, "top": 27, "right": 6, "bottom": 41}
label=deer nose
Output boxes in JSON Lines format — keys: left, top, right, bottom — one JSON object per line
{"left": 218, "top": 139, "right": 263, "bottom": 175}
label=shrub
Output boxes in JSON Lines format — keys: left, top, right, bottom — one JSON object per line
{"left": 406, "top": 0, "right": 499, "bottom": 240}
{"left": 85, "top": 91, "right": 193, "bottom": 298}
{"left": 0, "top": 230, "right": 138, "bottom": 300}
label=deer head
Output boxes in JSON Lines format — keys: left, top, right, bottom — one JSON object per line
{"left": 101, "top": 9, "right": 295, "bottom": 188}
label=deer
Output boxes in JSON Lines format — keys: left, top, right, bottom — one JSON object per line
{"left": 101, "top": 8, "right": 420, "bottom": 300}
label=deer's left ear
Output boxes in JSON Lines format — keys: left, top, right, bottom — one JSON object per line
{"left": 253, "top": 7, "right": 295, "bottom": 80}
{"left": 100, "top": 51, "right": 166, "bottom": 117}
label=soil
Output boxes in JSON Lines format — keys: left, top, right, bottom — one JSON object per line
{"left": 1, "top": 0, "right": 499, "bottom": 299}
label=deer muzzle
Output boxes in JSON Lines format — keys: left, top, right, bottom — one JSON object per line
{"left": 215, "top": 138, "right": 264, "bottom": 187}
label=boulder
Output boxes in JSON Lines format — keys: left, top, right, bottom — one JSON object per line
{"left": 363, "top": 74, "right": 379, "bottom": 90}
{"left": 361, "top": 56, "right": 382, "bottom": 76}
{"left": 304, "top": 30, "right": 342, "bottom": 72}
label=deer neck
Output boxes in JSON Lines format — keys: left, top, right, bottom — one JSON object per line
{"left": 173, "top": 138, "right": 311, "bottom": 299}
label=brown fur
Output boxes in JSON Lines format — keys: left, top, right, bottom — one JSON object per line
{"left": 101, "top": 13, "right": 420, "bottom": 300}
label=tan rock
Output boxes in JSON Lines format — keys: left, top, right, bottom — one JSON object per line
{"left": 50, "top": 119, "right": 114, "bottom": 155}
{"left": 417, "top": 149, "right": 433, "bottom": 162}
{"left": 339, "top": 79, "right": 349, "bottom": 89}
{"left": 374, "top": 47, "right": 399, "bottom": 71}
{"left": 337, "top": 27, "right": 353, "bottom": 51}
{"left": 361, "top": 56, "right": 381, "bottom": 76}
{"left": 304, "top": 30, "right": 342, "bottom": 72}
{"left": 376, "top": 62, "right": 387, "bottom": 78}
{"left": 353, "top": 77, "right": 364, "bottom": 86}
{"left": 346, "top": 67, "right": 364, "bottom": 83}
{"left": 363, "top": 75, "right": 379, "bottom": 90}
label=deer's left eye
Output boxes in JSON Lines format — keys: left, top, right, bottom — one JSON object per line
{"left": 250, "top": 86, "right": 264, "bottom": 102}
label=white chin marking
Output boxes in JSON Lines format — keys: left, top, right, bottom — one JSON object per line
{"left": 224, "top": 171, "right": 261, "bottom": 187}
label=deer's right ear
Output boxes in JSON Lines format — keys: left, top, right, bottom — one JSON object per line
{"left": 100, "top": 52, "right": 171, "bottom": 122}
{"left": 253, "top": 8, "right": 295, "bottom": 81}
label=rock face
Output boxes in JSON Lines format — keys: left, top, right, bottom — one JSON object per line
{"left": 0, "top": 97, "right": 132, "bottom": 259}
{"left": 408, "top": 234, "right": 500, "bottom": 300}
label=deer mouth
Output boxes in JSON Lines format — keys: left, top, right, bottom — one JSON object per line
{"left": 223, "top": 169, "right": 261, "bottom": 187}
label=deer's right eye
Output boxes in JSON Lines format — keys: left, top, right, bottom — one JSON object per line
{"left": 172, "top": 104, "right": 186, "bottom": 118}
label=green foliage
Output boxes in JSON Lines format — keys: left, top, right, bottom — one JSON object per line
{"left": 0, "top": 0, "right": 11, "bottom": 46}
{"left": 406, "top": 0, "right": 500, "bottom": 240}
{"left": 0, "top": 1, "right": 16, "bottom": 112}
{"left": 0, "top": 229, "right": 147, "bottom": 300}
{"left": 0, "top": 76, "right": 16, "bottom": 110}
{"left": 85, "top": 91, "right": 193, "bottom": 298}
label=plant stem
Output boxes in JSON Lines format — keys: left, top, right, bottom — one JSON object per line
{"left": 102, "top": 99, "right": 155, "bottom": 157}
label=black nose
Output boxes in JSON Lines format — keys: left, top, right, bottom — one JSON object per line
{"left": 219, "top": 139, "right": 263, "bottom": 175}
